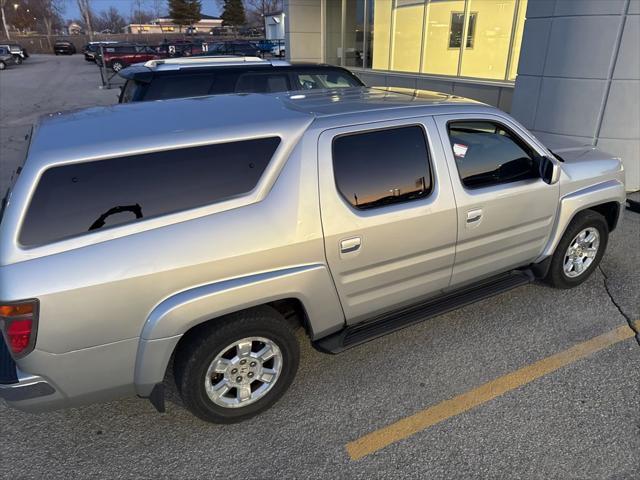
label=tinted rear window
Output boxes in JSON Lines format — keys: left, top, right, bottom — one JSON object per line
{"left": 20, "top": 137, "right": 280, "bottom": 246}
{"left": 143, "top": 74, "right": 214, "bottom": 101}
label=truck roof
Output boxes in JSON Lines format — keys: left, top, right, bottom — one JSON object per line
{"left": 27, "top": 87, "right": 491, "bottom": 168}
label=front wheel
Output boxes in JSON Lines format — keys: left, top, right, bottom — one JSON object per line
{"left": 14, "top": 56, "right": 22, "bottom": 65}
{"left": 544, "top": 210, "right": 609, "bottom": 289}
{"left": 174, "top": 306, "right": 300, "bottom": 423}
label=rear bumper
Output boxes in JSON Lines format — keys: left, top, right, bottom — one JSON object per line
{"left": 0, "top": 369, "right": 55, "bottom": 402}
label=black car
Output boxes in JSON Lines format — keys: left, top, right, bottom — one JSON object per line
{"left": 117, "top": 61, "right": 365, "bottom": 103}
{"left": 54, "top": 41, "right": 77, "bottom": 55}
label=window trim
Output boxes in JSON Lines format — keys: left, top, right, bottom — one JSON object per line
{"left": 330, "top": 123, "right": 435, "bottom": 212}
{"left": 445, "top": 118, "right": 543, "bottom": 191}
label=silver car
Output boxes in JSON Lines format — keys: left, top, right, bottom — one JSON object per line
{"left": 0, "top": 88, "right": 626, "bottom": 423}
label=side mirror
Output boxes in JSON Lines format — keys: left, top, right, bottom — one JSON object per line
{"left": 539, "top": 156, "right": 560, "bottom": 185}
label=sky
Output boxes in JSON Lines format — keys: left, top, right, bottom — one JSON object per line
{"left": 64, "top": 0, "right": 221, "bottom": 22}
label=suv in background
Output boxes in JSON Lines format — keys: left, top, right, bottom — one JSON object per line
{"left": 118, "top": 57, "right": 364, "bottom": 102}
{"left": 0, "top": 46, "right": 18, "bottom": 70}
{"left": 96, "top": 44, "right": 163, "bottom": 72}
{"left": 53, "top": 41, "right": 76, "bottom": 55}
{"left": 0, "top": 88, "right": 625, "bottom": 423}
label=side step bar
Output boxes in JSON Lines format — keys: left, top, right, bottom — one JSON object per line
{"left": 313, "top": 270, "right": 534, "bottom": 354}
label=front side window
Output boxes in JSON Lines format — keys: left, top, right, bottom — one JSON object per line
{"left": 447, "top": 121, "right": 538, "bottom": 189}
{"left": 332, "top": 126, "right": 432, "bottom": 210}
{"left": 20, "top": 137, "right": 281, "bottom": 246}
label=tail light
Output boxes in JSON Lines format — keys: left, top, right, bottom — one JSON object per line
{"left": 0, "top": 300, "right": 39, "bottom": 358}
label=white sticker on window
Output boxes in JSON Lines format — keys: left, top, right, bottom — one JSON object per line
{"left": 453, "top": 143, "right": 468, "bottom": 158}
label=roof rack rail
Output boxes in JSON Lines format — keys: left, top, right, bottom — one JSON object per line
{"left": 143, "top": 56, "right": 267, "bottom": 68}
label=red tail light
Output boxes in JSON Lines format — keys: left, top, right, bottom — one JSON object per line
{"left": 0, "top": 300, "right": 38, "bottom": 358}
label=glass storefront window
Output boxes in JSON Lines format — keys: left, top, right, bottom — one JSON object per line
{"left": 459, "top": 0, "right": 517, "bottom": 80}
{"left": 326, "top": 0, "right": 527, "bottom": 82}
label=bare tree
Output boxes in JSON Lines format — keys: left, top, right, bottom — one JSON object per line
{"left": 151, "top": 0, "right": 164, "bottom": 20}
{"left": 77, "top": 0, "right": 93, "bottom": 39}
{"left": 244, "top": 0, "right": 282, "bottom": 27}
{"left": 0, "top": 0, "right": 11, "bottom": 39}
{"left": 94, "top": 6, "right": 126, "bottom": 33}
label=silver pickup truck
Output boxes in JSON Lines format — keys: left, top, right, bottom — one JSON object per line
{"left": 0, "top": 88, "right": 626, "bottom": 423}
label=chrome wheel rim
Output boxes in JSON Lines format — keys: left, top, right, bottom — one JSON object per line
{"left": 204, "top": 336, "right": 283, "bottom": 408}
{"left": 563, "top": 227, "right": 600, "bottom": 278}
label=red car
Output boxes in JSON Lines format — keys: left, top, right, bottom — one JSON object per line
{"left": 97, "top": 45, "right": 164, "bottom": 72}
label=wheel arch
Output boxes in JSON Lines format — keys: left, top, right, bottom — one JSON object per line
{"left": 537, "top": 180, "right": 625, "bottom": 262}
{"left": 133, "top": 264, "right": 344, "bottom": 396}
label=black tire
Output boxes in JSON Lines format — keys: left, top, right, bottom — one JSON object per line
{"left": 0, "top": 61, "right": 5, "bottom": 71}
{"left": 544, "top": 210, "right": 608, "bottom": 289}
{"left": 14, "top": 56, "right": 22, "bottom": 65}
{"left": 174, "top": 306, "right": 300, "bottom": 423}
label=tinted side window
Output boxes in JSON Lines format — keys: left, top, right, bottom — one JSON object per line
{"left": 143, "top": 74, "right": 214, "bottom": 101}
{"left": 448, "top": 121, "right": 538, "bottom": 189}
{"left": 332, "top": 126, "right": 432, "bottom": 210}
{"left": 235, "top": 73, "right": 291, "bottom": 93}
{"left": 20, "top": 137, "right": 280, "bottom": 246}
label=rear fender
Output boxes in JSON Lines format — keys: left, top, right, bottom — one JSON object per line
{"left": 134, "top": 264, "right": 344, "bottom": 396}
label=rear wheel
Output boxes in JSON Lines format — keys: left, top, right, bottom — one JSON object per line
{"left": 174, "top": 306, "right": 300, "bottom": 423}
{"left": 0, "top": 61, "right": 5, "bottom": 70}
{"left": 545, "top": 210, "right": 608, "bottom": 289}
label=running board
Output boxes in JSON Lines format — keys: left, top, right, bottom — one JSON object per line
{"left": 313, "top": 270, "right": 534, "bottom": 354}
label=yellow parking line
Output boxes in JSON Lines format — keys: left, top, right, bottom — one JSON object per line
{"left": 346, "top": 321, "right": 640, "bottom": 461}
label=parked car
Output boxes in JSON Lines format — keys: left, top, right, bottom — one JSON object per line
{"left": 0, "top": 46, "right": 18, "bottom": 70}
{"left": 0, "top": 88, "right": 625, "bottom": 423}
{"left": 53, "top": 40, "right": 76, "bottom": 55}
{"left": 96, "top": 44, "right": 163, "bottom": 72}
{"left": 254, "top": 40, "right": 285, "bottom": 57}
{"left": 118, "top": 57, "right": 365, "bottom": 103}
{"left": 82, "top": 41, "right": 119, "bottom": 62}
{"left": 0, "top": 43, "right": 27, "bottom": 63}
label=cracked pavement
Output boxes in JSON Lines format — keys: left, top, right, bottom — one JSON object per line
{"left": 1, "top": 55, "right": 639, "bottom": 479}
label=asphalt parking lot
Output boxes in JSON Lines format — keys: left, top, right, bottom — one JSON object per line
{"left": 1, "top": 55, "right": 639, "bottom": 479}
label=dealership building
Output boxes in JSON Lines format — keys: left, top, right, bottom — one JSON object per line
{"left": 283, "top": 0, "right": 640, "bottom": 191}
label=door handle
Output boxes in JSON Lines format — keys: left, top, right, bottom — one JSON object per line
{"left": 340, "top": 237, "right": 361, "bottom": 254}
{"left": 466, "top": 209, "right": 483, "bottom": 223}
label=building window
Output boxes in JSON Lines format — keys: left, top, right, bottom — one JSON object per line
{"left": 325, "top": 0, "right": 528, "bottom": 82}
{"left": 449, "top": 12, "right": 477, "bottom": 49}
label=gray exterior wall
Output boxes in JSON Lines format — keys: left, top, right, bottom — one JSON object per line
{"left": 511, "top": 0, "right": 640, "bottom": 191}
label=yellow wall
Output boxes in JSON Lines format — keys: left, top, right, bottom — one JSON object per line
{"left": 390, "top": 3, "right": 425, "bottom": 72}
{"left": 372, "top": 0, "right": 392, "bottom": 70}
{"left": 460, "top": 0, "right": 517, "bottom": 80}
{"left": 422, "top": 0, "right": 465, "bottom": 76}
{"left": 508, "top": 0, "right": 528, "bottom": 80}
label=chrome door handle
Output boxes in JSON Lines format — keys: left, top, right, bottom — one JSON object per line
{"left": 340, "top": 237, "right": 361, "bottom": 254}
{"left": 466, "top": 209, "right": 483, "bottom": 223}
